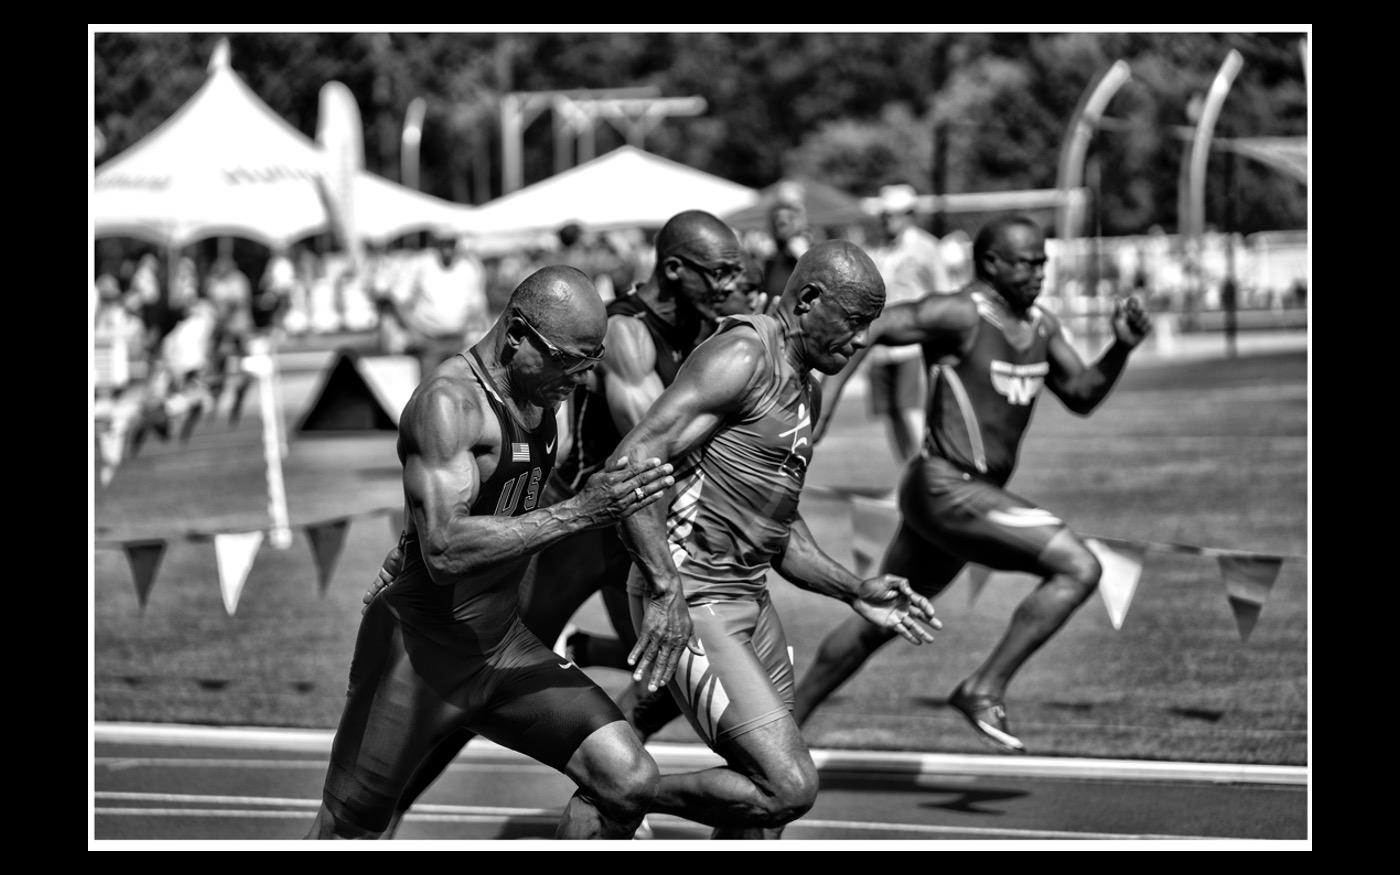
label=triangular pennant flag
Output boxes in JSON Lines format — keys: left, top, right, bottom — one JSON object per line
{"left": 850, "top": 496, "right": 900, "bottom": 578}
{"left": 1087, "top": 539, "right": 1147, "bottom": 630}
{"left": 1217, "top": 554, "right": 1284, "bottom": 643}
{"left": 356, "top": 354, "right": 419, "bottom": 426}
{"left": 962, "top": 564, "right": 992, "bottom": 605}
{"left": 121, "top": 539, "right": 167, "bottom": 611}
{"left": 214, "top": 530, "right": 265, "bottom": 617}
{"left": 306, "top": 518, "right": 350, "bottom": 596}
{"left": 388, "top": 508, "right": 405, "bottom": 541}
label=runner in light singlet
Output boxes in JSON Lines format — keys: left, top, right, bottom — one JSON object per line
{"left": 615, "top": 240, "right": 942, "bottom": 839}
{"left": 305, "top": 266, "right": 681, "bottom": 840}
{"left": 794, "top": 214, "right": 1152, "bottom": 754}
{"left": 362, "top": 211, "right": 749, "bottom": 838}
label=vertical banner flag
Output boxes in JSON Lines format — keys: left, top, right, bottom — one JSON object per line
{"left": 122, "top": 539, "right": 168, "bottom": 611}
{"left": 317, "top": 81, "right": 365, "bottom": 273}
{"left": 850, "top": 496, "right": 899, "bottom": 577}
{"left": 1087, "top": 539, "right": 1147, "bottom": 630}
{"left": 306, "top": 519, "right": 350, "bottom": 596}
{"left": 1217, "top": 555, "right": 1284, "bottom": 643}
{"left": 214, "top": 531, "right": 265, "bottom": 617}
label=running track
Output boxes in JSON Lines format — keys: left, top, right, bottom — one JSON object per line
{"left": 91, "top": 722, "right": 1309, "bottom": 847}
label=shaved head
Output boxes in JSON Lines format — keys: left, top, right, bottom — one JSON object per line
{"left": 786, "top": 239, "right": 885, "bottom": 311}
{"left": 655, "top": 209, "right": 739, "bottom": 263}
{"left": 507, "top": 264, "right": 606, "bottom": 348}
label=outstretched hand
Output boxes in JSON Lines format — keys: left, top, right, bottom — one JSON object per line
{"left": 852, "top": 574, "right": 942, "bottom": 645}
{"left": 628, "top": 587, "right": 701, "bottom": 693}
{"left": 1113, "top": 295, "right": 1153, "bottom": 347}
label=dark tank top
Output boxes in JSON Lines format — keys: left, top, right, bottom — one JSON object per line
{"left": 556, "top": 289, "right": 694, "bottom": 491}
{"left": 384, "top": 349, "right": 558, "bottom": 654}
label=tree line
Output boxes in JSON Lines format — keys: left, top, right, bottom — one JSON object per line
{"left": 93, "top": 31, "right": 1308, "bottom": 237}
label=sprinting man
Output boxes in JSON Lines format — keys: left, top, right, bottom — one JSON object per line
{"left": 306, "top": 266, "right": 680, "bottom": 839}
{"left": 616, "top": 239, "right": 942, "bottom": 839}
{"left": 794, "top": 214, "right": 1151, "bottom": 753}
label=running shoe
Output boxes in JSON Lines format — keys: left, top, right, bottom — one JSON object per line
{"left": 948, "top": 682, "right": 1026, "bottom": 753}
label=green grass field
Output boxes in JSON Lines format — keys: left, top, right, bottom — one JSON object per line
{"left": 91, "top": 345, "right": 1308, "bottom": 765}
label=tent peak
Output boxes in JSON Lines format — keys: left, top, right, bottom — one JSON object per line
{"left": 208, "top": 38, "right": 231, "bottom": 73}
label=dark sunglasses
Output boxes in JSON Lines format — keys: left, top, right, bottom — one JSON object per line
{"left": 514, "top": 313, "right": 605, "bottom": 375}
{"left": 673, "top": 253, "right": 744, "bottom": 293}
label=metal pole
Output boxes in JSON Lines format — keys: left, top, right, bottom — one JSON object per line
{"left": 1055, "top": 60, "right": 1131, "bottom": 242}
{"left": 401, "top": 97, "right": 426, "bottom": 190}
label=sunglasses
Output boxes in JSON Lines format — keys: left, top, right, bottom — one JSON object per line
{"left": 514, "top": 313, "right": 605, "bottom": 375}
{"left": 673, "top": 253, "right": 745, "bottom": 294}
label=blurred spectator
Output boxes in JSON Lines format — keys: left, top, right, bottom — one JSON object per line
{"left": 397, "top": 230, "right": 492, "bottom": 378}
{"left": 865, "top": 183, "right": 953, "bottom": 462}
{"left": 760, "top": 183, "right": 814, "bottom": 303}
{"left": 554, "top": 221, "right": 626, "bottom": 303}
{"left": 204, "top": 255, "right": 256, "bottom": 426}
{"left": 255, "top": 246, "right": 297, "bottom": 334}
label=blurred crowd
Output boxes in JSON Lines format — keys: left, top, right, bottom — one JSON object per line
{"left": 93, "top": 182, "right": 1306, "bottom": 485}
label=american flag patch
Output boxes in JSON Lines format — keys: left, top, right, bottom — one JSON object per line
{"left": 511, "top": 442, "right": 530, "bottom": 463}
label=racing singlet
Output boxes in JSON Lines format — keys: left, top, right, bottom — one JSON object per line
{"left": 557, "top": 289, "right": 696, "bottom": 492}
{"left": 664, "top": 314, "right": 816, "bottom": 600}
{"left": 383, "top": 349, "right": 557, "bottom": 654}
{"left": 923, "top": 286, "right": 1058, "bottom": 486}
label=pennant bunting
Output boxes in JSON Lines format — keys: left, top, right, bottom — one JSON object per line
{"left": 962, "top": 564, "right": 992, "bottom": 605}
{"left": 121, "top": 539, "right": 167, "bottom": 610}
{"left": 1087, "top": 539, "right": 1147, "bottom": 630}
{"left": 214, "top": 530, "right": 265, "bottom": 617}
{"left": 1217, "top": 555, "right": 1284, "bottom": 643}
{"left": 305, "top": 518, "right": 350, "bottom": 596}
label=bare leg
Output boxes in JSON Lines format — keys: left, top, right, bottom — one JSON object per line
{"left": 649, "top": 717, "right": 817, "bottom": 838}
{"left": 556, "top": 721, "right": 659, "bottom": 839}
{"left": 961, "top": 529, "right": 1101, "bottom": 699}
{"left": 794, "top": 523, "right": 961, "bottom": 726}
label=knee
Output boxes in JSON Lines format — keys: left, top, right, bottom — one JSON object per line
{"left": 1052, "top": 546, "right": 1101, "bottom": 597}
{"left": 756, "top": 759, "right": 819, "bottom": 826}
{"left": 586, "top": 748, "right": 659, "bottom": 817}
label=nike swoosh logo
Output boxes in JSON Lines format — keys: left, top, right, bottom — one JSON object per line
{"left": 545, "top": 438, "right": 556, "bottom": 454}
{"left": 558, "top": 661, "right": 575, "bottom": 670}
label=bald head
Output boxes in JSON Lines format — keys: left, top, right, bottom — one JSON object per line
{"left": 973, "top": 214, "right": 1043, "bottom": 281}
{"left": 655, "top": 209, "right": 739, "bottom": 263}
{"left": 785, "top": 239, "right": 885, "bottom": 311}
{"left": 507, "top": 264, "right": 606, "bottom": 346}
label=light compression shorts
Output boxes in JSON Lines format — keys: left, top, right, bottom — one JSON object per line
{"left": 633, "top": 587, "right": 794, "bottom": 749}
{"left": 321, "top": 597, "right": 623, "bottom": 833}
{"left": 889, "top": 451, "right": 1067, "bottom": 594}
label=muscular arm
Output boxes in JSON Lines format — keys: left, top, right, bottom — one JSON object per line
{"left": 614, "top": 330, "right": 758, "bottom": 597}
{"left": 770, "top": 514, "right": 864, "bottom": 602}
{"left": 1043, "top": 297, "right": 1150, "bottom": 416}
{"left": 814, "top": 294, "right": 977, "bottom": 442}
{"left": 402, "top": 379, "right": 667, "bottom": 587}
{"left": 601, "top": 315, "right": 666, "bottom": 436}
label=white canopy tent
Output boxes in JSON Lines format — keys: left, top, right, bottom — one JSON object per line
{"left": 93, "top": 47, "right": 474, "bottom": 251}
{"left": 461, "top": 145, "right": 759, "bottom": 243}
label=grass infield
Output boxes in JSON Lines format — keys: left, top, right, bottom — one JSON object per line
{"left": 92, "top": 347, "right": 1307, "bottom": 765}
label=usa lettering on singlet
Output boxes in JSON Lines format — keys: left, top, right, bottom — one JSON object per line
{"left": 382, "top": 350, "right": 557, "bottom": 653}
{"left": 662, "top": 314, "right": 816, "bottom": 601}
{"left": 923, "top": 288, "right": 1060, "bottom": 485}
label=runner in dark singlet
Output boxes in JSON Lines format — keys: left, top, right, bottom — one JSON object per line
{"left": 305, "top": 266, "right": 681, "bottom": 840}
{"left": 793, "top": 214, "right": 1152, "bottom": 753}
{"left": 616, "top": 240, "right": 941, "bottom": 839}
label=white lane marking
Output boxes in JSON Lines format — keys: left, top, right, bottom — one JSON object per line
{"left": 91, "top": 794, "right": 1240, "bottom": 840}
{"left": 94, "top": 723, "right": 1307, "bottom": 785}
